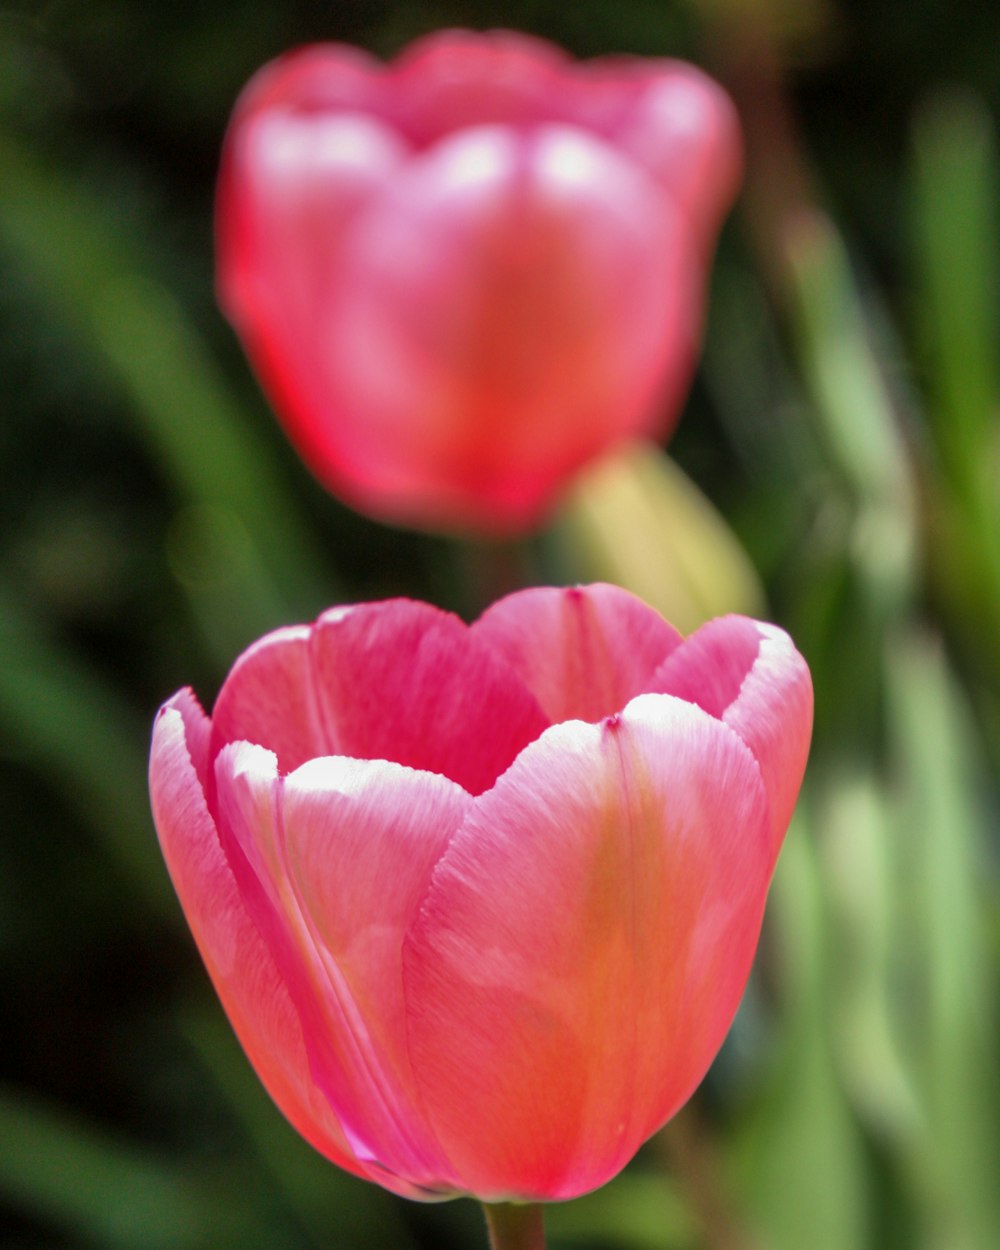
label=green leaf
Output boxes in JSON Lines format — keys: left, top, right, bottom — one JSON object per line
{"left": 727, "top": 813, "right": 870, "bottom": 1250}
{"left": 884, "top": 632, "right": 1000, "bottom": 1250}
{"left": 911, "top": 91, "right": 1000, "bottom": 510}
{"left": 818, "top": 770, "right": 923, "bottom": 1151}
{"left": 783, "top": 213, "right": 910, "bottom": 512}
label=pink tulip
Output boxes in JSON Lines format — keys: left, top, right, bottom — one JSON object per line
{"left": 217, "top": 31, "right": 742, "bottom": 533}
{"left": 149, "top": 584, "right": 811, "bottom": 1201}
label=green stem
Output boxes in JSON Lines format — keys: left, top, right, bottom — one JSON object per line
{"left": 482, "top": 1203, "right": 546, "bottom": 1250}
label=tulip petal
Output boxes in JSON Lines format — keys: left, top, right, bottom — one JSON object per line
{"left": 211, "top": 601, "right": 549, "bottom": 795}
{"left": 306, "top": 600, "right": 549, "bottom": 794}
{"left": 404, "top": 694, "right": 771, "bottom": 1200}
{"left": 613, "top": 65, "right": 743, "bottom": 247}
{"left": 471, "top": 583, "right": 683, "bottom": 722}
{"left": 391, "top": 29, "right": 569, "bottom": 146}
{"left": 282, "top": 756, "right": 472, "bottom": 1189}
{"left": 227, "top": 44, "right": 384, "bottom": 118}
{"left": 214, "top": 745, "right": 470, "bottom": 1193}
{"left": 221, "top": 109, "right": 408, "bottom": 322}
{"left": 148, "top": 693, "right": 374, "bottom": 1189}
{"left": 327, "top": 122, "right": 696, "bottom": 529}
{"left": 217, "top": 100, "right": 408, "bottom": 490}
{"left": 648, "top": 616, "right": 813, "bottom": 855}
{"left": 209, "top": 624, "right": 324, "bottom": 773}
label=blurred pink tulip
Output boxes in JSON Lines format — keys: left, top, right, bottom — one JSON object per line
{"left": 150, "top": 584, "right": 811, "bottom": 1201}
{"left": 217, "top": 31, "right": 742, "bottom": 533}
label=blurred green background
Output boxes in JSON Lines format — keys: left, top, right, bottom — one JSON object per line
{"left": 2, "top": 1, "right": 999, "bottom": 1247}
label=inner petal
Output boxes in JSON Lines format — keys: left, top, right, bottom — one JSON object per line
{"left": 389, "top": 30, "right": 569, "bottom": 146}
{"left": 646, "top": 614, "right": 764, "bottom": 719}
{"left": 306, "top": 600, "right": 549, "bottom": 794}
{"left": 211, "top": 625, "right": 327, "bottom": 774}
{"left": 212, "top": 601, "right": 549, "bottom": 795}
{"left": 471, "top": 583, "right": 683, "bottom": 723}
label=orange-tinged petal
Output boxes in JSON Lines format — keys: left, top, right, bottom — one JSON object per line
{"left": 403, "top": 693, "right": 771, "bottom": 1200}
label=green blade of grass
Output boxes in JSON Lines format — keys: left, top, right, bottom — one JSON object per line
{"left": 782, "top": 211, "right": 917, "bottom": 633}
{"left": 783, "top": 213, "right": 910, "bottom": 510}
{"left": 0, "top": 128, "right": 336, "bottom": 635}
{"left": 0, "top": 586, "right": 171, "bottom": 916}
{"left": 909, "top": 92, "right": 1000, "bottom": 689}
{"left": 818, "top": 770, "right": 924, "bottom": 1152}
{"left": 911, "top": 91, "right": 1000, "bottom": 509}
{"left": 885, "top": 631, "right": 1000, "bottom": 1250}
{"left": 728, "top": 811, "right": 869, "bottom": 1250}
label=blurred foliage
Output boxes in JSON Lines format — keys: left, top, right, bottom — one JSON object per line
{"left": 1, "top": 1, "right": 999, "bottom": 1248}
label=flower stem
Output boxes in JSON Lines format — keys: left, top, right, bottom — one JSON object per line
{"left": 482, "top": 1203, "right": 546, "bottom": 1250}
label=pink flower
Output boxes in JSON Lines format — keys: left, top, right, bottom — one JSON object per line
{"left": 217, "top": 31, "right": 741, "bottom": 533}
{"left": 150, "top": 584, "right": 811, "bottom": 1201}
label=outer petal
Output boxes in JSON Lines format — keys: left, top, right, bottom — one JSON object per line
{"left": 209, "top": 624, "right": 319, "bottom": 774}
{"left": 611, "top": 63, "right": 743, "bottom": 249}
{"left": 471, "top": 583, "right": 683, "bottom": 723}
{"left": 148, "top": 693, "right": 371, "bottom": 1189}
{"left": 224, "top": 44, "right": 385, "bottom": 118}
{"left": 390, "top": 29, "right": 570, "bottom": 145}
{"left": 647, "top": 616, "right": 813, "bottom": 857}
{"left": 326, "top": 122, "right": 698, "bottom": 530}
{"left": 217, "top": 89, "right": 408, "bottom": 487}
{"left": 404, "top": 694, "right": 771, "bottom": 1200}
{"left": 214, "top": 744, "right": 471, "bottom": 1194}
{"left": 212, "top": 600, "right": 549, "bottom": 795}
